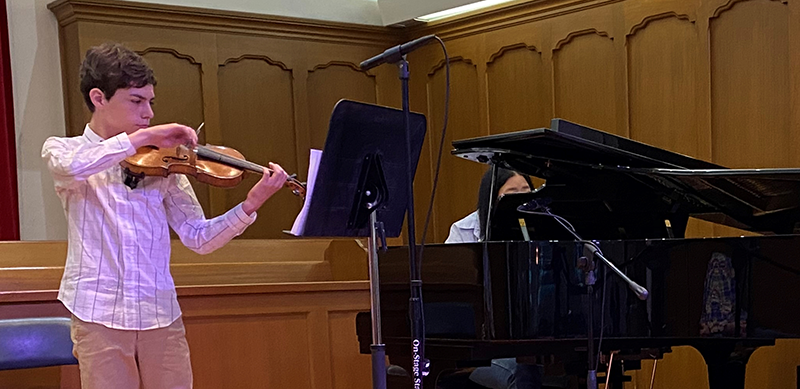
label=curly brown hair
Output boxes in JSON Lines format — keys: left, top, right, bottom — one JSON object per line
{"left": 79, "top": 43, "right": 157, "bottom": 112}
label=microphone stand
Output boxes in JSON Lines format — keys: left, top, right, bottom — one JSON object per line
{"left": 518, "top": 205, "right": 648, "bottom": 389}
{"left": 360, "top": 35, "right": 437, "bottom": 389}
{"left": 399, "top": 56, "right": 430, "bottom": 388}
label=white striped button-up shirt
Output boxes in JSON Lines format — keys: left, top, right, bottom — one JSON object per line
{"left": 42, "top": 125, "right": 256, "bottom": 330}
{"left": 445, "top": 211, "right": 481, "bottom": 243}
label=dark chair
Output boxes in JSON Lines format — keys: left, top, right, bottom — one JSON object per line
{"left": 0, "top": 317, "right": 77, "bottom": 370}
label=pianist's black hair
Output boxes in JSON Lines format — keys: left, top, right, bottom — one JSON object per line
{"left": 477, "top": 168, "right": 533, "bottom": 241}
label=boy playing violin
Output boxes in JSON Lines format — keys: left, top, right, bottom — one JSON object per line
{"left": 41, "top": 43, "right": 287, "bottom": 389}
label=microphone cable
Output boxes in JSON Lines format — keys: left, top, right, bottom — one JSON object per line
{"left": 419, "top": 36, "right": 450, "bottom": 250}
{"left": 519, "top": 205, "right": 611, "bottom": 374}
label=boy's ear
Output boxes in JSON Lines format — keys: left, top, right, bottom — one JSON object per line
{"left": 88, "top": 88, "right": 106, "bottom": 110}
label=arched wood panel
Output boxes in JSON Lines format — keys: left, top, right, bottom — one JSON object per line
{"left": 710, "top": 0, "right": 791, "bottom": 168}
{"left": 427, "top": 59, "right": 484, "bottom": 241}
{"left": 141, "top": 49, "right": 210, "bottom": 217}
{"left": 553, "top": 31, "right": 619, "bottom": 135}
{"left": 628, "top": 15, "right": 700, "bottom": 158}
{"left": 486, "top": 44, "right": 550, "bottom": 134}
{"left": 306, "top": 63, "right": 377, "bottom": 151}
{"left": 218, "top": 56, "right": 299, "bottom": 238}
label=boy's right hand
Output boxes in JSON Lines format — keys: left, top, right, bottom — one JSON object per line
{"left": 129, "top": 123, "right": 198, "bottom": 149}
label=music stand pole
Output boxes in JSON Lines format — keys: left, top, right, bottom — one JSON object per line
{"left": 367, "top": 211, "right": 387, "bottom": 389}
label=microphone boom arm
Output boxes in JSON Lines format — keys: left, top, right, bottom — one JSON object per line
{"left": 518, "top": 204, "right": 649, "bottom": 300}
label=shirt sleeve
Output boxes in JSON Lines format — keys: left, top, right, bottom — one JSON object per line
{"left": 164, "top": 174, "right": 257, "bottom": 254}
{"left": 445, "top": 223, "right": 472, "bottom": 243}
{"left": 445, "top": 212, "right": 480, "bottom": 244}
{"left": 41, "top": 133, "right": 136, "bottom": 190}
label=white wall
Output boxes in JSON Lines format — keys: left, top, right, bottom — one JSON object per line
{"left": 8, "top": 0, "right": 67, "bottom": 240}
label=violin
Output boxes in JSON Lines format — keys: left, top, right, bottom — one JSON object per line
{"left": 120, "top": 143, "right": 306, "bottom": 199}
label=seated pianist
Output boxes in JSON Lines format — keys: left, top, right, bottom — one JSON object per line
{"left": 442, "top": 167, "right": 562, "bottom": 389}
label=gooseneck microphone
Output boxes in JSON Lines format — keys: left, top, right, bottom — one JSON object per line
{"left": 517, "top": 199, "right": 649, "bottom": 301}
{"left": 518, "top": 197, "right": 553, "bottom": 212}
{"left": 359, "top": 35, "right": 438, "bottom": 71}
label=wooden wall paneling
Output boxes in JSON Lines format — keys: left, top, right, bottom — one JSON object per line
{"left": 57, "top": 22, "right": 86, "bottom": 137}
{"left": 140, "top": 50, "right": 205, "bottom": 128}
{"left": 302, "top": 39, "right": 402, "bottom": 175}
{"left": 707, "top": 0, "right": 791, "bottom": 238}
{"left": 217, "top": 55, "right": 300, "bottom": 238}
{"left": 0, "top": 366, "right": 64, "bottom": 389}
{"left": 138, "top": 49, "right": 211, "bottom": 217}
{"left": 179, "top": 286, "right": 371, "bottom": 389}
{"left": 484, "top": 28, "right": 552, "bottom": 188}
{"left": 629, "top": 346, "right": 710, "bottom": 389}
{"left": 621, "top": 0, "right": 718, "bottom": 239}
{"left": 552, "top": 29, "right": 619, "bottom": 135}
{"left": 213, "top": 34, "right": 310, "bottom": 179}
{"left": 485, "top": 21, "right": 554, "bottom": 134}
{"left": 549, "top": 5, "right": 621, "bottom": 136}
{"left": 426, "top": 57, "right": 484, "bottom": 241}
{"left": 403, "top": 44, "right": 438, "bottom": 244}
{"left": 745, "top": 339, "right": 800, "bottom": 389}
{"left": 306, "top": 62, "right": 377, "bottom": 150}
{"left": 55, "top": 21, "right": 226, "bottom": 216}
{"left": 328, "top": 309, "right": 373, "bottom": 389}
{"left": 791, "top": 0, "right": 800, "bottom": 170}
{"left": 187, "top": 312, "right": 315, "bottom": 388}
{"left": 710, "top": 0, "right": 791, "bottom": 169}
{"left": 626, "top": 14, "right": 700, "bottom": 157}
{"left": 294, "top": 65, "right": 314, "bottom": 177}
{"left": 485, "top": 43, "right": 551, "bottom": 134}
{"left": 372, "top": 65, "right": 403, "bottom": 109}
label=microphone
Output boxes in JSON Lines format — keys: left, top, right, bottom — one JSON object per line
{"left": 517, "top": 197, "right": 552, "bottom": 212}
{"left": 359, "top": 35, "right": 438, "bottom": 71}
{"left": 583, "top": 243, "right": 649, "bottom": 300}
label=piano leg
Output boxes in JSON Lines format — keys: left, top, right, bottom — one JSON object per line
{"left": 694, "top": 342, "right": 766, "bottom": 389}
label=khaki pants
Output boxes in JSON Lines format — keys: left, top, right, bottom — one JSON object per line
{"left": 70, "top": 316, "right": 193, "bottom": 389}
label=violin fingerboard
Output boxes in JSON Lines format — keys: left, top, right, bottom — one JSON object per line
{"left": 195, "top": 146, "right": 265, "bottom": 174}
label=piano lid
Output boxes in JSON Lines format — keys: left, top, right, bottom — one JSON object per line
{"left": 452, "top": 119, "right": 800, "bottom": 236}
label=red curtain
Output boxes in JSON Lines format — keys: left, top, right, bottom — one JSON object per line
{"left": 0, "top": 0, "right": 19, "bottom": 240}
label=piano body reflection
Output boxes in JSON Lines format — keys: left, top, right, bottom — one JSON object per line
{"left": 356, "top": 119, "right": 800, "bottom": 389}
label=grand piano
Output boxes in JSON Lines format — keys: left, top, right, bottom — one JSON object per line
{"left": 356, "top": 119, "right": 800, "bottom": 388}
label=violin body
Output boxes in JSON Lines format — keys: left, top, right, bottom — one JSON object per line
{"left": 120, "top": 144, "right": 306, "bottom": 199}
{"left": 121, "top": 145, "right": 247, "bottom": 187}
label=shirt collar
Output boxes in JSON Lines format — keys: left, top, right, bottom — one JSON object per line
{"left": 83, "top": 124, "right": 104, "bottom": 143}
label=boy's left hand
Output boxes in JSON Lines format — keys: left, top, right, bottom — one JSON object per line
{"left": 242, "top": 162, "right": 288, "bottom": 216}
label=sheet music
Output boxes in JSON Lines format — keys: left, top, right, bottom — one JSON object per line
{"left": 290, "top": 149, "right": 322, "bottom": 236}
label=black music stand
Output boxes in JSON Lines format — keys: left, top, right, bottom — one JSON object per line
{"left": 296, "top": 99, "right": 426, "bottom": 389}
